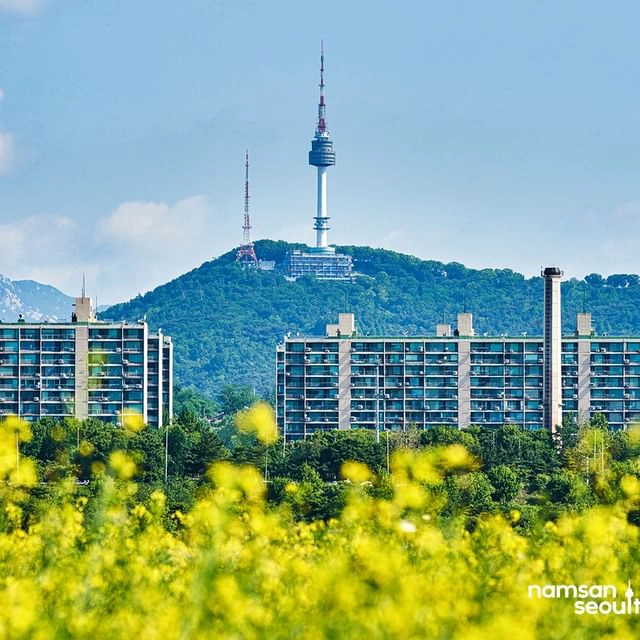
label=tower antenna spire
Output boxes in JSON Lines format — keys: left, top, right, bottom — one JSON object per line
{"left": 82, "top": 273, "right": 86, "bottom": 298}
{"left": 318, "top": 39, "right": 326, "bottom": 133}
{"left": 236, "top": 150, "right": 259, "bottom": 267}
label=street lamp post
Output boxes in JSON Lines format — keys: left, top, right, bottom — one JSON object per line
{"left": 164, "top": 422, "right": 169, "bottom": 484}
{"left": 282, "top": 413, "right": 287, "bottom": 457}
{"left": 386, "top": 428, "right": 390, "bottom": 474}
{"left": 375, "top": 356, "right": 391, "bottom": 471}
{"left": 264, "top": 447, "right": 269, "bottom": 482}
{"left": 15, "top": 430, "right": 19, "bottom": 482}
{"left": 375, "top": 358, "right": 381, "bottom": 444}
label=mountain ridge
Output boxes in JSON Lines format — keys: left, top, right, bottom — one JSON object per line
{"left": 0, "top": 276, "right": 75, "bottom": 322}
{"left": 104, "top": 240, "right": 640, "bottom": 396}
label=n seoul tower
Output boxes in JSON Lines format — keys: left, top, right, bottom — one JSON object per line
{"left": 288, "top": 43, "right": 351, "bottom": 279}
{"left": 308, "top": 42, "right": 336, "bottom": 254}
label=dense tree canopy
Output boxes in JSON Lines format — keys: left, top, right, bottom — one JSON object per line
{"left": 105, "top": 240, "right": 640, "bottom": 396}
{"left": 13, "top": 402, "right": 640, "bottom": 533}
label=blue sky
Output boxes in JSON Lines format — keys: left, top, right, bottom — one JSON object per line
{"left": 1, "top": 0, "right": 639, "bottom": 302}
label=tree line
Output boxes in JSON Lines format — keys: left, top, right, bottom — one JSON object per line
{"left": 16, "top": 383, "right": 640, "bottom": 534}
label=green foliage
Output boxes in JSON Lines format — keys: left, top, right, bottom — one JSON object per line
{"left": 419, "top": 425, "right": 481, "bottom": 456}
{"left": 474, "top": 424, "right": 560, "bottom": 482}
{"left": 20, "top": 410, "right": 640, "bottom": 530}
{"left": 274, "top": 430, "right": 384, "bottom": 481}
{"left": 217, "top": 384, "right": 258, "bottom": 416}
{"left": 282, "top": 463, "right": 347, "bottom": 522}
{"left": 487, "top": 464, "right": 522, "bottom": 503}
{"left": 545, "top": 471, "right": 594, "bottom": 511}
{"left": 105, "top": 240, "right": 640, "bottom": 396}
{"left": 174, "top": 385, "right": 220, "bottom": 420}
{"left": 23, "top": 414, "right": 228, "bottom": 484}
{"left": 444, "top": 471, "right": 496, "bottom": 518}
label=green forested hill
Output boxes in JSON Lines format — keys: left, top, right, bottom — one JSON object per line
{"left": 104, "top": 240, "right": 640, "bottom": 395}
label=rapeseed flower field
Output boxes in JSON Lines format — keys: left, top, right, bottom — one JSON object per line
{"left": 0, "top": 411, "right": 638, "bottom": 639}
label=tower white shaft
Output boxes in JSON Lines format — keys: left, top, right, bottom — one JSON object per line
{"left": 316, "top": 167, "right": 328, "bottom": 248}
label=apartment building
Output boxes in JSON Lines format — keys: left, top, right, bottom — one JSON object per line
{"left": 0, "top": 295, "right": 172, "bottom": 427}
{"left": 276, "top": 302, "right": 640, "bottom": 440}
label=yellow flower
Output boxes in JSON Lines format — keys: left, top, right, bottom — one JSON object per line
{"left": 285, "top": 482, "right": 298, "bottom": 494}
{"left": 440, "top": 444, "right": 473, "bottom": 470}
{"left": 109, "top": 451, "right": 137, "bottom": 480}
{"left": 2, "top": 415, "right": 32, "bottom": 442}
{"left": 79, "top": 440, "right": 95, "bottom": 456}
{"left": 235, "top": 402, "right": 278, "bottom": 444}
{"left": 91, "top": 461, "right": 106, "bottom": 476}
{"left": 621, "top": 475, "right": 640, "bottom": 498}
{"left": 9, "top": 458, "right": 37, "bottom": 487}
{"left": 121, "top": 409, "right": 145, "bottom": 433}
{"left": 340, "top": 461, "right": 372, "bottom": 483}
{"left": 627, "top": 422, "right": 640, "bottom": 445}
{"left": 399, "top": 519, "right": 417, "bottom": 534}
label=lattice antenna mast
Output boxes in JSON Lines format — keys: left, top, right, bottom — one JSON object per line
{"left": 236, "top": 150, "right": 259, "bottom": 267}
{"left": 243, "top": 150, "right": 251, "bottom": 244}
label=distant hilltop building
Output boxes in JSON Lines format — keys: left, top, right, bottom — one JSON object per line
{"left": 277, "top": 266, "right": 640, "bottom": 441}
{"left": 0, "top": 290, "right": 172, "bottom": 428}
{"left": 288, "top": 44, "right": 353, "bottom": 280}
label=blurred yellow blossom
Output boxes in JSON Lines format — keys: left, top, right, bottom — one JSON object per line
{"left": 121, "top": 409, "right": 145, "bottom": 433}
{"left": 0, "top": 437, "right": 634, "bottom": 639}
{"left": 235, "top": 402, "right": 277, "bottom": 444}
{"left": 109, "top": 451, "right": 137, "bottom": 480}
{"left": 621, "top": 475, "right": 640, "bottom": 499}
{"left": 340, "top": 461, "right": 372, "bottom": 483}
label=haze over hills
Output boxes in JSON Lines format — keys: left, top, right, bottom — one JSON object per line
{"left": 104, "top": 240, "right": 640, "bottom": 396}
{"left": 0, "top": 276, "right": 75, "bottom": 322}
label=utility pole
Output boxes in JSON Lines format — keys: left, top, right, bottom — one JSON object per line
{"left": 585, "top": 456, "right": 590, "bottom": 484}
{"left": 375, "top": 358, "right": 382, "bottom": 444}
{"left": 164, "top": 422, "right": 169, "bottom": 484}
{"left": 386, "top": 430, "right": 390, "bottom": 474}
{"left": 15, "top": 431, "right": 19, "bottom": 482}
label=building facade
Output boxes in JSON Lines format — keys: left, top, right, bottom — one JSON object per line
{"left": 276, "top": 311, "right": 640, "bottom": 441}
{"left": 0, "top": 295, "right": 172, "bottom": 427}
{"left": 288, "top": 249, "right": 353, "bottom": 280}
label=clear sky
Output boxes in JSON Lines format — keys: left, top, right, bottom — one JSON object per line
{"left": 1, "top": 0, "right": 639, "bottom": 303}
